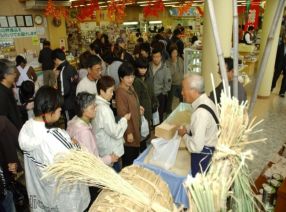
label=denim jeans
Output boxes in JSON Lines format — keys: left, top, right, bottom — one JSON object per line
{"left": 0, "top": 190, "right": 16, "bottom": 212}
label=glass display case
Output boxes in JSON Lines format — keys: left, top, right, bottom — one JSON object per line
{"left": 184, "top": 48, "right": 202, "bottom": 75}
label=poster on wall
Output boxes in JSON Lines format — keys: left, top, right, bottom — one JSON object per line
{"left": 15, "top": 15, "right": 25, "bottom": 27}
{"left": 0, "top": 27, "right": 45, "bottom": 38}
{"left": 7, "top": 16, "right": 16, "bottom": 27}
{"left": 0, "top": 16, "right": 8, "bottom": 28}
{"left": 24, "top": 15, "right": 34, "bottom": 27}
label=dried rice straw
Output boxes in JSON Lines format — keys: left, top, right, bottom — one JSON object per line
{"left": 185, "top": 92, "right": 266, "bottom": 212}
{"left": 42, "top": 149, "right": 174, "bottom": 212}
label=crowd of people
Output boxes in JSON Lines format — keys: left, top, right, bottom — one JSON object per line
{"left": 0, "top": 24, "right": 248, "bottom": 211}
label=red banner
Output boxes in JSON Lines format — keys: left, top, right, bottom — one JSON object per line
{"left": 245, "top": 0, "right": 260, "bottom": 30}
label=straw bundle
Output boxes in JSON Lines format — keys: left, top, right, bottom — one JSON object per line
{"left": 90, "top": 165, "right": 174, "bottom": 211}
{"left": 42, "top": 149, "right": 176, "bottom": 212}
{"left": 185, "top": 92, "right": 266, "bottom": 212}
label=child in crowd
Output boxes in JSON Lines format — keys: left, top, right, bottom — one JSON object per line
{"left": 19, "top": 86, "right": 90, "bottom": 212}
{"left": 92, "top": 76, "right": 131, "bottom": 172}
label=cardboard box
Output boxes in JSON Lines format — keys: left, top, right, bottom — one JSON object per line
{"left": 155, "top": 123, "right": 177, "bottom": 140}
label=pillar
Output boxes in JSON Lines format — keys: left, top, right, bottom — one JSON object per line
{"left": 257, "top": 0, "right": 284, "bottom": 97}
{"left": 46, "top": 16, "right": 68, "bottom": 50}
{"left": 201, "top": 0, "right": 233, "bottom": 94}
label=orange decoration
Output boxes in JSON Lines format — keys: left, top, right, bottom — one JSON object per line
{"left": 76, "top": 0, "right": 100, "bottom": 21}
{"left": 45, "top": 0, "right": 69, "bottom": 19}
{"left": 178, "top": 2, "right": 193, "bottom": 16}
{"left": 107, "top": 0, "right": 126, "bottom": 24}
{"left": 143, "top": 0, "right": 165, "bottom": 18}
{"left": 196, "top": 6, "right": 204, "bottom": 16}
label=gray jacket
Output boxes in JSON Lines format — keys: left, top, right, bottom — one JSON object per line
{"left": 149, "top": 62, "right": 172, "bottom": 96}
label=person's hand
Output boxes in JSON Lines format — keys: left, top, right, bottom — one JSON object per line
{"left": 110, "top": 153, "right": 119, "bottom": 163}
{"left": 71, "top": 137, "right": 79, "bottom": 145}
{"left": 124, "top": 113, "right": 131, "bottom": 121}
{"left": 127, "top": 133, "right": 134, "bottom": 143}
{"left": 8, "top": 163, "right": 17, "bottom": 174}
{"left": 26, "top": 102, "right": 34, "bottom": 110}
{"left": 140, "top": 106, "right": 144, "bottom": 116}
{"left": 178, "top": 126, "right": 187, "bottom": 137}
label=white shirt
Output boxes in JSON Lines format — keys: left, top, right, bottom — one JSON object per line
{"left": 183, "top": 94, "right": 219, "bottom": 153}
{"left": 16, "top": 65, "right": 30, "bottom": 86}
{"left": 76, "top": 76, "right": 97, "bottom": 95}
{"left": 92, "top": 95, "right": 128, "bottom": 157}
{"left": 106, "top": 61, "right": 122, "bottom": 87}
{"left": 245, "top": 32, "right": 253, "bottom": 44}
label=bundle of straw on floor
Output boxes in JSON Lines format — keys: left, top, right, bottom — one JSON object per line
{"left": 185, "top": 92, "right": 266, "bottom": 212}
{"left": 90, "top": 165, "right": 175, "bottom": 211}
{"left": 42, "top": 149, "right": 176, "bottom": 212}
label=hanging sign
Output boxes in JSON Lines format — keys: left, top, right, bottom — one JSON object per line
{"left": 245, "top": 0, "right": 260, "bottom": 29}
{"left": 0, "top": 27, "right": 42, "bottom": 38}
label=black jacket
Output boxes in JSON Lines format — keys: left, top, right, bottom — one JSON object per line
{"left": 38, "top": 47, "right": 54, "bottom": 70}
{"left": 170, "top": 37, "right": 184, "bottom": 58}
{"left": 133, "top": 76, "right": 158, "bottom": 123}
{"left": 275, "top": 40, "right": 286, "bottom": 73}
{"left": 124, "top": 52, "right": 136, "bottom": 67}
{"left": 56, "top": 61, "right": 78, "bottom": 111}
{"left": 0, "top": 83, "right": 22, "bottom": 130}
{"left": 0, "top": 116, "right": 21, "bottom": 200}
{"left": 209, "top": 80, "right": 247, "bottom": 104}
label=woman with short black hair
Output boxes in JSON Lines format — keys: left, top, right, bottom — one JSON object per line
{"left": 133, "top": 58, "right": 158, "bottom": 151}
{"left": 92, "top": 76, "right": 130, "bottom": 172}
{"left": 19, "top": 86, "right": 90, "bottom": 211}
{"left": 115, "top": 62, "right": 144, "bottom": 167}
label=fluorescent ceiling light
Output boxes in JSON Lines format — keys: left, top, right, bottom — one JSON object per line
{"left": 123, "top": 21, "right": 139, "bottom": 25}
{"left": 149, "top": 20, "right": 162, "bottom": 24}
{"left": 164, "top": 2, "right": 180, "bottom": 4}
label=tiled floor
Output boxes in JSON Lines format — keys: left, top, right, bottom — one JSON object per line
{"left": 245, "top": 76, "right": 286, "bottom": 179}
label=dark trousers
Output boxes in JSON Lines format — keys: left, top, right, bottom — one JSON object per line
{"left": 157, "top": 94, "right": 168, "bottom": 123}
{"left": 166, "top": 85, "right": 183, "bottom": 114}
{"left": 140, "top": 139, "right": 147, "bottom": 153}
{"left": 271, "top": 68, "right": 286, "bottom": 94}
{"left": 191, "top": 146, "right": 215, "bottom": 177}
{"left": 85, "top": 187, "right": 101, "bottom": 211}
{"left": 112, "top": 161, "right": 122, "bottom": 173}
{"left": 122, "top": 146, "right": 140, "bottom": 168}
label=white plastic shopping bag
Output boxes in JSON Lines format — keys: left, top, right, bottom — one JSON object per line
{"left": 152, "top": 109, "right": 160, "bottom": 126}
{"left": 149, "top": 133, "right": 180, "bottom": 170}
{"left": 141, "top": 116, "right": 149, "bottom": 138}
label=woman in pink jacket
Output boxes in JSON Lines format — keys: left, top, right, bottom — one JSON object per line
{"left": 67, "top": 92, "right": 118, "bottom": 207}
{"left": 67, "top": 92, "right": 118, "bottom": 165}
